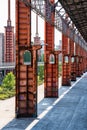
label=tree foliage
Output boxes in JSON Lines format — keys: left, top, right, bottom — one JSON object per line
{"left": 38, "top": 65, "right": 44, "bottom": 81}
{"left": 0, "top": 72, "right": 15, "bottom": 100}
{"left": 37, "top": 65, "right": 44, "bottom": 85}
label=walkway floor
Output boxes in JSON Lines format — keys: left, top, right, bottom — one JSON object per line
{"left": 0, "top": 73, "right": 87, "bottom": 130}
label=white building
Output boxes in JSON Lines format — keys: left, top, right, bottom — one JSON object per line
{"left": 0, "top": 33, "right": 4, "bottom": 63}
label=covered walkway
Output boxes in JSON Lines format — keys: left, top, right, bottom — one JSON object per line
{"left": 1, "top": 72, "right": 87, "bottom": 130}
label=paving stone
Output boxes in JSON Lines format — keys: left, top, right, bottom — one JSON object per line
{"left": 1, "top": 73, "right": 87, "bottom": 130}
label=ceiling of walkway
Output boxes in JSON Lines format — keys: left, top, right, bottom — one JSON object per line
{"left": 59, "top": 0, "right": 87, "bottom": 42}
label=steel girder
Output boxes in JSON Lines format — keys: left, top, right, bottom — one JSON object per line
{"left": 59, "top": 0, "right": 87, "bottom": 45}
{"left": 19, "top": 0, "right": 87, "bottom": 51}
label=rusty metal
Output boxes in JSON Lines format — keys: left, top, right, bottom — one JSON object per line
{"left": 75, "top": 44, "right": 82, "bottom": 77}
{"left": 71, "top": 56, "right": 77, "bottom": 81}
{"left": 59, "top": 0, "right": 87, "bottom": 43}
{"left": 19, "top": 0, "right": 87, "bottom": 50}
{"left": 16, "top": 0, "right": 87, "bottom": 117}
{"left": 62, "top": 34, "right": 71, "bottom": 86}
{"left": 69, "top": 38, "right": 76, "bottom": 81}
{"left": 16, "top": 0, "right": 41, "bottom": 117}
{"left": 44, "top": 0, "right": 59, "bottom": 97}
{"left": 44, "top": 51, "right": 59, "bottom": 97}
{"left": 62, "top": 55, "right": 71, "bottom": 86}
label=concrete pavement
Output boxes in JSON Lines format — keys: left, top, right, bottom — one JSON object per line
{"left": 1, "top": 73, "right": 87, "bottom": 130}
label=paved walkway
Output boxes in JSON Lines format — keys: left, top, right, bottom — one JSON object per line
{"left": 0, "top": 73, "right": 87, "bottom": 130}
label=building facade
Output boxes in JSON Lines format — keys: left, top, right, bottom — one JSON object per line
{"left": 4, "top": 0, "right": 15, "bottom": 63}
{"left": 0, "top": 33, "right": 4, "bottom": 63}
{"left": 4, "top": 26, "right": 14, "bottom": 63}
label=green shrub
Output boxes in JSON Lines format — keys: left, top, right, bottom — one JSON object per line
{"left": 37, "top": 65, "right": 44, "bottom": 85}
{"left": 2, "top": 72, "right": 15, "bottom": 90}
{"left": 0, "top": 72, "right": 15, "bottom": 100}
{"left": 38, "top": 65, "right": 44, "bottom": 81}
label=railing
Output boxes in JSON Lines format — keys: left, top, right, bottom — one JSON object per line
{"left": 0, "top": 62, "right": 15, "bottom": 69}
{"left": 0, "top": 62, "right": 15, "bottom": 66}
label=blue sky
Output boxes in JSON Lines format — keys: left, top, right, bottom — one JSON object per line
{"left": 0, "top": 0, "right": 61, "bottom": 45}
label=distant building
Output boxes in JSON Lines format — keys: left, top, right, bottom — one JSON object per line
{"left": 3, "top": 0, "right": 15, "bottom": 75}
{"left": 4, "top": 0, "right": 15, "bottom": 63}
{"left": 0, "top": 33, "right": 4, "bottom": 63}
{"left": 4, "top": 26, "right": 14, "bottom": 63}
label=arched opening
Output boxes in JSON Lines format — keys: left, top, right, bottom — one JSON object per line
{"left": 71, "top": 56, "right": 75, "bottom": 63}
{"left": 23, "top": 50, "right": 31, "bottom": 65}
{"left": 64, "top": 55, "right": 69, "bottom": 63}
{"left": 49, "top": 53, "right": 55, "bottom": 64}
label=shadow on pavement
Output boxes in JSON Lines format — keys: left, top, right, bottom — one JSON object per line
{"left": 1, "top": 98, "right": 58, "bottom": 130}
{"left": 1, "top": 74, "right": 84, "bottom": 130}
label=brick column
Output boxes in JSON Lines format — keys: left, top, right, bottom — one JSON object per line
{"left": 69, "top": 39, "right": 76, "bottom": 81}
{"left": 75, "top": 44, "right": 82, "bottom": 77}
{"left": 16, "top": 0, "right": 41, "bottom": 117}
{"left": 62, "top": 34, "right": 71, "bottom": 86}
{"left": 44, "top": 0, "right": 59, "bottom": 97}
{"left": 84, "top": 50, "right": 87, "bottom": 72}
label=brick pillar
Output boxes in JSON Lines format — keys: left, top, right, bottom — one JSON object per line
{"left": 85, "top": 51, "right": 87, "bottom": 71}
{"left": 44, "top": 0, "right": 59, "bottom": 97}
{"left": 80, "top": 46, "right": 83, "bottom": 75}
{"left": 78, "top": 46, "right": 83, "bottom": 76}
{"left": 16, "top": 0, "right": 41, "bottom": 117}
{"left": 75, "top": 44, "right": 82, "bottom": 77}
{"left": 62, "top": 34, "right": 71, "bottom": 86}
{"left": 69, "top": 39, "right": 76, "bottom": 81}
{"left": 82, "top": 49, "right": 85, "bottom": 72}
{"left": 84, "top": 50, "right": 87, "bottom": 72}
{"left": 75, "top": 44, "right": 79, "bottom": 77}
{"left": 82, "top": 48, "right": 86, "bottom": 73}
